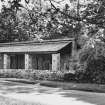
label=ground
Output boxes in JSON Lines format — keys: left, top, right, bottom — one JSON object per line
{"left": 0, "top": 80, "right": 105, "bottom": 105}
{"left": 0, "top": 95, "right": 41, "bottom": 105}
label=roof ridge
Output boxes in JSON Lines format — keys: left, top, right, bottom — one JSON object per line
{"left": 0, "top": 38, "right": 74, "bottom": 46}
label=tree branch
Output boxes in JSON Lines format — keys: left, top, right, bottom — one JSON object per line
{"left": 49, "top": 0, "right": 82, "bottom": 21}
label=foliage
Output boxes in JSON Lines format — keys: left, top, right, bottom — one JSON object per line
{"left": 44, "top": 0, "right": 105, "bottom": 46}
{"left": 0, "top": 0, "right": 86, "bottom": 41}
{"left": 76, "top": 40, "right": 105, "bottom": 84}
{"left": 0, "top": 1, "right": 30, "bottom": 42}
{"left": 41, "top": 1, "right": 82, "bottom": 40}
{"left": 76, "top": 56, "right": 105, "bottom": 84}
{"left": 0, "top": 0, "right": 105, "bottom": 41}
{"left": 0, "top": 0, "right": 46, "bottom": 42}
{"left": 63, "top": 73, "right": 76, "bottom": 81}
{"left": 0, "top": 0, "right": 105, "bottom": 42}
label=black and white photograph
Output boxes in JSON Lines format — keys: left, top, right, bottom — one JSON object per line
{"left": 0, "top": 0, "right": 104, "bottom": 105}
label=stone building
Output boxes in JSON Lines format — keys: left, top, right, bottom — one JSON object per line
{"left": 0, "top": 38, "right": 75, "bottom": 71}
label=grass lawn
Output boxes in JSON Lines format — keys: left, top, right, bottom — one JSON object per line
{"left": 0, "top": 95, "right": 42, "bottom": 105}
{"left": 39, "top": 80, "right": 105, "bottom": 93}
{"left": 3, "top": 78, "right": 105, "bottom": 93}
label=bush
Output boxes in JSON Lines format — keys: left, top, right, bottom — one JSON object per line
{"left": 75, "top": 70, "right": 86, "bottom": 83}
{"left": 76, "top": 56, "right": 105, "bottom": 84}
{"left": 63, "top": 73, "right": 76, "bottom": 81}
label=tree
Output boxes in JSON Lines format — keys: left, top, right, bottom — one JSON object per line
{"left": 0, "top": 0, "right": 53, "bottom": 41}
{"left": 0, "top": 0, "right": 30, "bottom": 42}
{"left": 1, "top": 0, "right": 105, "bottom": 41}
{"left": 44, "top": 0, "right": 105, "bottom": 44}
{"left": 0, "top": 0, "right": 105, "bottom": 45}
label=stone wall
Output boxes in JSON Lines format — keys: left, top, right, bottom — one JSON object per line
{"left": 0, "top": 69, "right": 71, "bottom": 81}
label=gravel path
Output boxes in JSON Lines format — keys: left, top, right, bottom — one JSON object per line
{"left": 0, "top": 95, "right": 43, "bottom": 105}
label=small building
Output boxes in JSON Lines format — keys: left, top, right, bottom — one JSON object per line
{"left": 0, "top": 38, "right": 75, "bottom": 71}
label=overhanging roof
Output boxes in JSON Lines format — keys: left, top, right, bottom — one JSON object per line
{"left": 0, "top": 38, "right": 73, "bottom": 53}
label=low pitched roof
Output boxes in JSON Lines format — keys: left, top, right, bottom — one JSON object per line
{"left": 0, "top": 38, "right": 74, "bottom": 53}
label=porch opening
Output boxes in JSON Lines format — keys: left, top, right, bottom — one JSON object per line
{"left": 31, "top": 54, "right": 52, "bottom": 70}
{"left": 10, "top": 54, "right": 25, "bottom": 69}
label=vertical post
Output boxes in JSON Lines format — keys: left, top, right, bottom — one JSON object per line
{"left": 25, "top": 54, "right": 32, "bottom": 69}
{"left": 38, "top": 56, "right": 43, "bottom": 70}
{"left": 3, "top": 54, "right": 10, "bottom": 69}
{"left": 0, "top": 54, "right": 3, "bottom": 69}
{"left": 72, "top": 40, "right": 76, "bottom": 57}
{"left": 52, "top": 53, "right": 60, "bottom": 71}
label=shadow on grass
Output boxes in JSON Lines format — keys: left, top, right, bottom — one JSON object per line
{"left": 59, "top": 91, "right": 105, "bottom": 105}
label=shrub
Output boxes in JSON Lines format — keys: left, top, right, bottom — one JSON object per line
{"left": 75, "top": 70, "right": 86, "bottom": 83}
{"left": 63, "top": 73, "right": 75, "bottom": 81}
{"left": 76, "top": 56, "right": 105, "bottom": 84}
